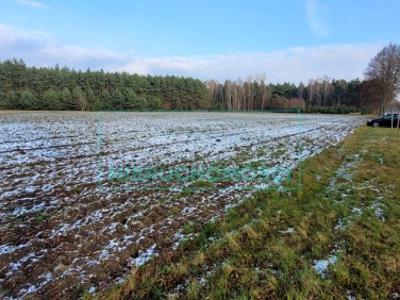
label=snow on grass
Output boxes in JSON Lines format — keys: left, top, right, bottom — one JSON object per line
{"left": 17, "top": 272, "right": 53, "bottom": 298}
{"left": 172, "top": 230, "right": 185, "bottom": 250}
{"left": 130, "top": 244, "right": 158, "bottom": 267}
{"left": 313, "top": 255, "right": 338, "bottom": 276}
{"left": 279, "top": 227, "right": 295, "bottom": 234}
{"left": 0, "top": 112, "right": 368, "bottom": 298}
{"left": 181, "top": 206, "right": 196, "bottom": 215}
{"left": 371, "top": 201, "right": 385, "bottom": 221}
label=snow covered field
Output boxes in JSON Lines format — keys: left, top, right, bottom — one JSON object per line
{"left": 0, "top": 111, "right": 367, "bottom": 299}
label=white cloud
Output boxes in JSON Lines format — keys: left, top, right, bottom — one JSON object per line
{"left": 16, "top": 0, "right": 48, "bottom": 9}
{"left": 0, "top": 23, "right": 127, "bottom": 70}
{"left": 118, "top": 44, "right": 382, "bottom": 83}
{"left": 306, "top": 0, "right": 329, "bottom": 37}
{"left": 0, "top": 22, "right": 383, "bottom": 83}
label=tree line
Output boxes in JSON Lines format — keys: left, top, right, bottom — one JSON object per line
{"left": 207, "top": 76, "right": 364, "bottom": 113}
{"left": 0, "top": 59, "right": 209, "bottom": 111}
{"left": 1, "top": 44, "right": 399, "bottom": 113}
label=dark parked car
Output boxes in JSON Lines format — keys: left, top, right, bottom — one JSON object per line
{"left": 367, "top": 114, "right": 400, "bottom": 127}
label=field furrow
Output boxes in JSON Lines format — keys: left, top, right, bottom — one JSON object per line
{"left": 0, "top": 111, "right": 367, "bottom": 299}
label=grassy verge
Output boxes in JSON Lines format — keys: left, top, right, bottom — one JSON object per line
{"left": 97, "top": 126, "right": 400, "bottom": 300}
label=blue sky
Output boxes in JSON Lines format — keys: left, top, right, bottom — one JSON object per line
{"left": 0, "top": 0, "right": 399, "bottom": 82}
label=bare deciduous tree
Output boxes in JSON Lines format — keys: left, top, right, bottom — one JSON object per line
{"left": 365, "top": 43, "right": 400, "bottom": 116}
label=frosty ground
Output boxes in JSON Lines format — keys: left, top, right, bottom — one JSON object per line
{"left": 0, "top": 111, "right": 367, "bottom": 299}
{"left": 115, "top": 126, "right": 399, "bottom": 300}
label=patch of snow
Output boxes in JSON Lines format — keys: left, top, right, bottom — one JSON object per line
{"left": 351, "top": 207, "right": 362, "bottom": 215}
{"left": 334, "top": 219, "right": 346, "bottom": 231}
{"left": 11, "top": 202, "right": 47, "bottom": 217}
{"left": 18, "top": 272, "right": 53, "bottom": 298}
{"left": 0, "top": 244, "right": 17, "bottom": 255}
{"left": 313, "top": 255, "right": 337, "bottom": 275}
{"left": 371, "top": 201, "right": 385, "bottom": 221}
{"left": 181, "top": 206, "right": 196, "bottom": 215}
{"left": 131, "top": 244, "right": 158, "bottom": 267}
{"left": 279, "top": 227, "right": 295, "bottom": 234}
{"left": 172, "top": 230, "right": 185, "bottom": 250}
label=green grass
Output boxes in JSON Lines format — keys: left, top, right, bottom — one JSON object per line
{"left": 100, "top": 126, "right": 400, "bottom": 300}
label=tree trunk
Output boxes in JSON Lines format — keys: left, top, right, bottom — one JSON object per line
{"left": 397, "top": 110, "right": 400, "bottom": 134}
{"left": 391, "top": 108, "right": 394, "bottom": 129}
